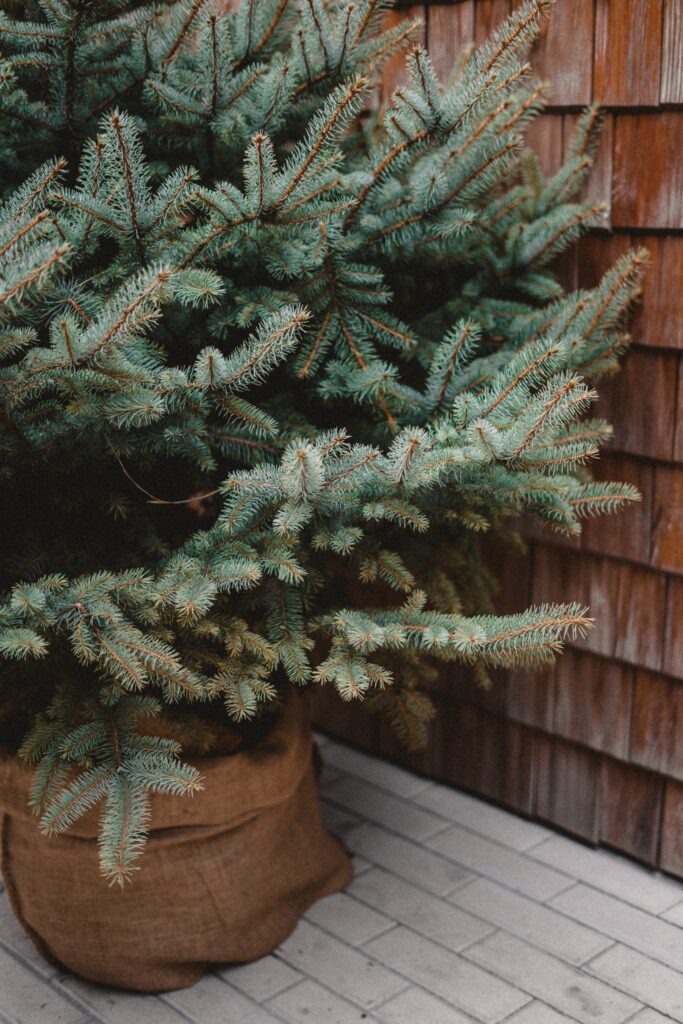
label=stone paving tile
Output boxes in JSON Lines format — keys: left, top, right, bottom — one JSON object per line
{"left": 530, "top": 836, "right": 683, "bottom": 914}
{"left": 374, "top": 986, "right": 476, "bottom": 1023}
{"left": 450, "top": 878, "right": 613, "bottom": 965}
{"left": 587, "top": 943, "right": 683, "bottom": 1022}
{"left": 0, "top": 947, "right": 90, "bottom": 1024}
{"left": 627, "top": 1011, "right": 680, "bottom": 1023}
{"left": 418, "top": 785, "right": 552, "bottom": 852}
{"left": 324, "top": 776, "right": 446, "bottom": 841}
{"left": 364, "top": 925, "right": 531, "bottom": 1023}
{"left": 345, "top": 822, "right": 474, "bottom": 896}
{"left": 551, "top": 882, "right": 683, "bottom": 972}
{"left": 464, "top": 931, "right": 641, "bottom": 1024}
{"left": 163, "top": 974, "right": 279, "bottom": 1023}
{"left": 0, "top": 890, "right": 59, "bottom": 980}
{"left": 320, "top": 740, "right": 431, "bottom": 799}
{"left": 349, "top": 868, "right": 493, "bottom": 952}
{"left": 503, "top": 1003, "right": 583, "bottom": 1023}
{"left": 276, "top": 920, "right": 407, "bottom": 1010}
{"left": 216, "top": 956, "right": 302, "bottom": 1002}
{"left": 662, "top": 900, "right": 683, "bottom": 927}
{"left": 303, "top": 891, "right": 395, "bottom": 946}
{"left": 320, "top": 798, "right": 361, "bottom": 836}
{"left": 426, "top": 825, "right": 572, "bottom": 901}
{"left": 56, "top": 975, "right": 192, "bottom": 1024}
{"left": 266, "top": 979, "right": 378, "bottom": 1023}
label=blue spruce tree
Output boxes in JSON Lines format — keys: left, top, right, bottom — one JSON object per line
{"left": 0, "top": 0, "right": 643, "bottom": 882}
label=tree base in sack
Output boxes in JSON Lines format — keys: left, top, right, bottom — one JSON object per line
{"left": 0, "top": 692, "right": 352, "bottom": 992}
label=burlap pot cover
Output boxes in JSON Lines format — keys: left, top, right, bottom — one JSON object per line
{"left": 0, "top": 691, "right": 352, "bottom": 992}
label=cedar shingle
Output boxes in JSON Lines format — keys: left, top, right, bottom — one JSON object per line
{"left": 580, "top": 453, "right": 653, "bottom": 567}
{"left": 535, "top": 738, "right": 601, "bottom": 841}
{"left": 594, "top": 0, "right": 663, "bottom": 107}
{"left": 613, "top": 114, "right": 683, "bottom": 228}
{"left": 531, "top": 0, "right": 594, "bottom": 107}
{"left": 629, "top": 670, "right": 683, "bottom": 780}
{"left": 474, "top": 0, "right": 511, "bottom": 47}
{"left": 532, "top": 546, "right": 666, "bottom": 671}
{"left": 651, "top": 465, "right": 683, "bottom": 575}
{"left": 661, "top": 780, "right": 683, "bottom": 874}
{"left": 563, "top": 113, "right": 613, "bottom": 229}
{"left": 630, "top": 236, "right": 683, "bottom": 350}
{"left": 663, "top": 576, "right": 683, "bottom": 679}
{"left": 595, "top": 349, "right": 678, "bottom": 461}
{"left": 553, "top": 648, "right": 633, "bottom": 759}
{"left": 380, "top": 7, "right": 426, "bottom": 105}
{"left": 600, "top": 759, "right": 664, "bottom": 865}
{"left": 427, "top": 2, "right": 474, "bottom": 81}
{"left": 525, "top": 113, "right": 564, "bottom": 177}
{"left": 661, "top": 0, "right": 683, "bottom": 105}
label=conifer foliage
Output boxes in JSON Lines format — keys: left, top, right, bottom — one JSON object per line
{"left": 0, "top": 0, "right": 642, "bottom": 882}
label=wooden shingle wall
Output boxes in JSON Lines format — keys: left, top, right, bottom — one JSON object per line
{"left": 313, "top": 0, "right": 683, "bottom": 877}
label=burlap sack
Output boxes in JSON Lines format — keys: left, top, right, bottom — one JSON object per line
{"left": 0, "top": 692, "right": 352, "bottom": 992}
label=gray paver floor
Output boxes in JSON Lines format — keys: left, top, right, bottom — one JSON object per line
{"left": 1, "top": 733, "right": 683, "bottom": 1023}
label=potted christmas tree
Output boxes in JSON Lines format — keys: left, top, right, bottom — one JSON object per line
{"left": 0, "top": 0, "right": 642, "bottom": 993}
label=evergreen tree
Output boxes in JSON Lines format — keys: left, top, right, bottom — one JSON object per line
{"left": 0, "top": 0, "right": 642, "bottom": 882}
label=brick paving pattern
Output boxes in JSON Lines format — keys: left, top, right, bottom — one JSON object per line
{"left": 1, "top": 734, "right": 682, "bottom": 1023}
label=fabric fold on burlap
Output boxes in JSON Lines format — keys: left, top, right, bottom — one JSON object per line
{"left": 0, "top": 691, "right": 352, "bottom": 992}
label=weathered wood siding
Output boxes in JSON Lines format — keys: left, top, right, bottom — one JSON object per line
{"left": 313, "top": 0, "right": 683, "bottom": 876}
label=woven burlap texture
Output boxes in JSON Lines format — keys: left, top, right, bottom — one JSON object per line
{"left": 0, "top": 691, "right": 352, "bottom": 992}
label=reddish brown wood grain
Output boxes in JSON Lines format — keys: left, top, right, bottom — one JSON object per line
{"left": 532, "top": 546, "right": 666, "bottom": 671}
{"left": 630, "top": 236, "right": 683, "bottom": 350}
{"left": 595, "top": 348, "right": 678, "bottom": 461}
{"left": 563, "top": 113, "right": 613, "bottom": 229}
{"left": 594, "top": 0, "right": 663, "bottom": 108}
{"left": 531, "top": 0, "right": 594, "bottom": 107}
{"left": 629, "top": 670, "right": 683, "bottom": 780}
{"left": 600, "top": 759, "right": 664, "bottom": 864}
{"left": 661, "top": 780, "right": 683, "bottom": 874}
{"left": 663, "top": 576, "right": 683, "bottom": 680}
{"left": 380, "top": 7, "right": 427, "bottom": 105}
{"left": 553, "top": 648, "right": 633, "bottom": 760}
{"left": 524, "top": 113, "right": 564, "bottom": 177}
{"left": 427, "top": 2, "right": 474, "bottom": 81}
{"left": 506, "top": 667, "right": 556, "bottom": 731}
{"left": 580, "top": 453, "right": 653, "bottom": 567}
{"left": 575, "top": 232, "right": 632, "bottom": 291}
{"left": 535, "top": 738, "right": 601, "bottom": 841}
{"left": 613, "top": 114, "right": 683, "bottom": 228}
{"left": 675, "top": 358, "right": 683, "bottom": 462}
{"left": 473, "top": 0, "right": 511, "bottom": 46}
{"left": 651, "top": 466, "right": 683, "bottom": 575}
{"left": 661, "top": 0, "right": 683, "bottom": 105}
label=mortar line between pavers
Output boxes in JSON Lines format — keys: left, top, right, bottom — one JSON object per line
{"left": 264, "top": 974, "right": 391, "bottom": 1023}
{"left": 273, "top": 917, "right": 410, "bottom": 1011}
{"left": 348, "top": 883, "right": 496, "bottom": 955}
{"left": 209, "top": 968, "right": 307, "bottom": 1015}
{"left": 460, "top": 931, "right": 656, "bottom": 1019}
{"left": 445, "top": 889, "right": 618, "bottom": 969}
{"left": 324, "top": 777, "right": 559, "bottom": 857}
{"left": 660, "top": 899, "right": 683, "bottom": 920}
{"left": 544, "top": 881, "right": 683, "bottom": 974}
{"left": 523, "top": 841, "right": 683, "bottom": 916}
{"left": 368, "top": 983, "right": 481, "bottom": 1023}
{"left": 210, "top": 962, "right": 304, "bottom": 1005}
{"left": 0, "top": 935, "right": 57, "bottom": 984}
{"left": 360, "top": 923, "right": 536, "bottom": 1015}
{"left": 330, "top": 811, "right": 483, "bottom": 896}
{"left": 0, "top": 945, "right": 112, "bottom": 1024}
